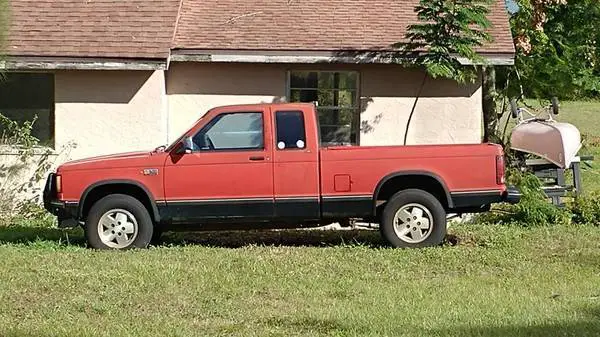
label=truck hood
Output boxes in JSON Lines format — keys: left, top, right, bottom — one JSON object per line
{"left": 58, "top": 150, "right": 168, "bottom": 172}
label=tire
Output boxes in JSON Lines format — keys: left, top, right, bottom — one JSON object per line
{"left": 380, "top": 189, "right": 446, "bottom": 248}
{"left": 84, "top": 194, "right": 154, "bottom": 250}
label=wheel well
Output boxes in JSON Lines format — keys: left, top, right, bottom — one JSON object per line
{"left": 375, "top": 175, "right": 449, "bottom": 214}
{"left": 80, "top": 184, "right": 157, "bottom": 222}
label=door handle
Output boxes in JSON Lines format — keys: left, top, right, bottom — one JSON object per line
{"left": 249, "top": 156, "right": 265, "bottom": 161}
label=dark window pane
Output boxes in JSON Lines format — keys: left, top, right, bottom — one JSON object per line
{"left": 289, "top": 71, "right": 359, "bottom": 145}
{"left": 317, "top": 108, "right": 356, "bottom": 146}
{"left": 193, "top": 112, "right": 263, "bottom": 151}
{"left": 290, "top": 89, "right": 318, "bottom": 103}
{"left": 317, "top": 72, "right": 334, "bottom": 89}
{"left": 337, "top": 90, "right": 357, "bottom": 108}
{"left": 319, "top": 124, "right": 352, "bottom": 145}
{"left": 290, "top": 71, "right": 318, "bottom": 89}
{"left": 276, "top": 110, "right": 306, "bottom": 150}
{"left": 0, "top": 72, "right": 54, "bottom": 146}
{"left": 338, "top": 72, "right": 358, "bottom": 89}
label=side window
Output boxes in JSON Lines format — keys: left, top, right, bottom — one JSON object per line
{"left": 192, "top": 112, "right": 264, "bottom": 151}
{"left": 275, "top": 110, "right": 306, "bottom": 150}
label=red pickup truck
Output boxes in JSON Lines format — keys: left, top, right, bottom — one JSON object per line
{"left": 43, "top": 103, "right": 519, "bottom": 250}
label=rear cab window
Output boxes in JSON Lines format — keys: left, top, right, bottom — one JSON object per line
{"left": 275, "top": 110, "right": 306, "bottom": 150}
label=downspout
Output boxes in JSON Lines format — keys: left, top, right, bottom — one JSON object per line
{"left": 403, "top": 73, "right": 428, "bottom": 145}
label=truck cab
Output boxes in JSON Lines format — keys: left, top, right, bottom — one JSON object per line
{"left": 44, "top": 103, "right": 520, "bottom": 250}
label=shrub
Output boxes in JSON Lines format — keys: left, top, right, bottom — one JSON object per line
{"left": 567, "top": 192, "right": 600, "bottom": 226}
{"left": 0, "top": 113, "right": 63, "bottom": 223}
{"left": 475, "top": 170, "right": 571, "bottom": 226}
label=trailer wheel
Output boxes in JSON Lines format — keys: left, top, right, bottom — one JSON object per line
{"left": 84, "top": 194, "right": 153, "bottom": 250}
{"left": 380, "top": 189, "right": 447, "bottom": 248}
{"left": 510, "top": 99, "right": 519, "bottom": 119}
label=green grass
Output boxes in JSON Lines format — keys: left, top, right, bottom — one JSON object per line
{"left": 1, "top": 100, "right": 600, "bottom": 336}
{"left": 0, "top": 224, "right": 599, "bottom": 337}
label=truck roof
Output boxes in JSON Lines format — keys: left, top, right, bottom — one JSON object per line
{"left": 207, "top": 102, "right": 317, "bottom": 111}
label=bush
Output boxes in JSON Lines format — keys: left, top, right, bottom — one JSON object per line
{"left": 475, "top": 167, "right": 600, "bottom": 226}
{"left": 0, "top": 113, "right": 55, "bottom": 223}
{"left": 475, "top": 170, "right": 571, "bottom": 226}
{"left": 567, "top": 192, "right": 600, "bottom": 226}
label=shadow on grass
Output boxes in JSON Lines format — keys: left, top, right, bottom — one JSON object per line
{"left": 160, "top": 228, "right": 386, "bottom": 248}
{"left": 0, "top": 225, "right": 86, "bottom": 247}
{"left": 0, "top": 224, "right": 386, "bottom": 248}
{"left": 430, "top": 306, "right": 600, "bottom": 337}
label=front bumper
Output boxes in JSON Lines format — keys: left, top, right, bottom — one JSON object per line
{"left": 502, "top": 186, "right": 522, "bottom": 204}
{"left": 43, "top": 173, "right": 80, "bottom": 228}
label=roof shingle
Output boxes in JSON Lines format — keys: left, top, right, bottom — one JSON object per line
{"left": 6, "top": 0, "right": 514, "bottom": 60}
{"left": 7, "top": 0, "right": 181, "bottom": 59}
{"left": 173, "top": 0, "right": 514, "bottom": 55}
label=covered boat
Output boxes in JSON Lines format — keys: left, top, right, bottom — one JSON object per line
{"left": 510, "top": 120, "right": 582, "bottom": 169}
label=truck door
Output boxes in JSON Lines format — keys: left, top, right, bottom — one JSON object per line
{"left": 163, "top": 106, "right": 275, "bottom": 223}
{"left": 271, "top": 107, "right": 320, "bottom": 220}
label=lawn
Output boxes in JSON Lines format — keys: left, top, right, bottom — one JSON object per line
{"left": 1, "top": 100, "right": 599, "bottom": 337}
{"left": 0, "top": 224, "right": 599, "bottom": 337}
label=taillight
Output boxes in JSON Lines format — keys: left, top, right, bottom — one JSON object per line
{"left": 55, "top": 174, "right": 62, "bottom": 193}
{"left": 496, "top": 155, "right": 505, "bottom": 185}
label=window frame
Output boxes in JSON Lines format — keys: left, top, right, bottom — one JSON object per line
{"left": 191, "top": 111, "right": 265, "bottom": 153}
{"left": 286, "top": 70, "right": 361, "bottom": 146}
{"left": 274, "top": 110, "right": 307, "bottom": 151}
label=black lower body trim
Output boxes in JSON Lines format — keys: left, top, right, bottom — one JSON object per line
{"left": 163, "top": 199, "right": 274, "bottom": 224}
{"left": 321, "top": 196, "right": 373, "bottom": 218}
{"left": 158, "top": 195, "right": 375, "bottom": 225}
{"left": 450, "top": 190, "right": 503, "bottom": 210}
{"left": 450, "top": 187, "right": 520, "bottom": 213}
{"left": 275, "top": 198, "right": 320, "bottom": 219}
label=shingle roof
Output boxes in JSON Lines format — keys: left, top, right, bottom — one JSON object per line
{"left": 173, "top": 0, "right": 514, "bottom": 55}
{"left": 7, "top": 0, "right": 181, "bottom": 59}
{"left": 6, "top": 0, "right": 514, "bottom": 60}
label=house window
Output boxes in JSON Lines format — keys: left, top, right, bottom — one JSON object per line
{"left": 288, "top": 71, "right": 358, "bottom": 145}
{"left": 0, "top": 72, "right": 54, "bottom": 146}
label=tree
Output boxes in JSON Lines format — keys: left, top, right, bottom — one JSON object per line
{"left": 402, "top": 0, "right": 493, "bottom": 83}
{"left": 0, "top": 0, "right": 8, "bottom": 71}
{"left": 506, "top": 0, "right": 600, "bottom": 99}
{"left": 400, "top": 0, "right": 495, "bottom": 143}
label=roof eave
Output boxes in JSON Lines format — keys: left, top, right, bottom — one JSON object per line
{"left": 0, "top": 56, "right": 168, "bottom": 71}
{"left": 169, "top": 49, "right": 515, "bottom": 66}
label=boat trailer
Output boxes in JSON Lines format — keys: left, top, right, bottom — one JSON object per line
{"left": 509, "top": 98, "right": 594, "bottom": 206}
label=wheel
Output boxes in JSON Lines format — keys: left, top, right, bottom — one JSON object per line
{"left": 84, "top": 194, "right": 154, "bottom": 250}
{"left": 380, "top": 189, "right": 446, "bottom": 248}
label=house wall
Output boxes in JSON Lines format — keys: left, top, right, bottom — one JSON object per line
{"left": 50, "top": 63, "right": 482, "bottom": 159}
{"left": 54, "top": 70, "right": 167, "bottom": 160}
{"left": 165, "top": 62, "right": 482, "bottom": 145}
{"left": 166, "top": 63, "right": 287, "bottom": 141}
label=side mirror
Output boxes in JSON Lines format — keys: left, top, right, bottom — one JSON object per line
{"left": 179, "top": 136, "right": 193, "bottom": 154}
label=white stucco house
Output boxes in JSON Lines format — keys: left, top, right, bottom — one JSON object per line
{"left": 1, "top": 0, "right": 515, "bottom": 162}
